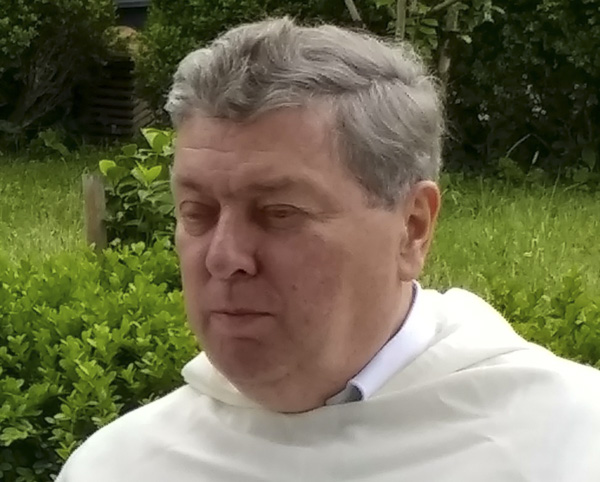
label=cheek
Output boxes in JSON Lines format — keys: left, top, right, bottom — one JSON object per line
{"left": 176, "top": 223, "right": 207, "bottom": 275}
{"left": 176, "top": 227, "right": 208, "bottom": 320}
{"left": 264, "top": 234, "right": 348, "bottom": 323}
{"left": 269, "top": 223, "right": 399, "bottom": 333}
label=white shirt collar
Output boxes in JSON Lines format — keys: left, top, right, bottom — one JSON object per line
{"left": 326, "top": 281, "right": 436, "bottom": 405}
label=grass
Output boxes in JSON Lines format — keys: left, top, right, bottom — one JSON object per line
{"left": 1, "top": 152, "right": 599, "bottom": 300}
{"left": 0, "top": 149, "right": 110, "bottom": 262}
{"left": 423, "top": 175, "right": 600, "bottom": 298}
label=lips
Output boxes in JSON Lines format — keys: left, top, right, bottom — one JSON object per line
{"left": 210, "top": 309, "right": 272, "bottom": 316}
{"left": 207, "top": 310, "right": 274, "bottom": 337}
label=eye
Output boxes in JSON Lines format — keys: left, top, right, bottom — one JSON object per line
{"left": 262, "top": 205, "right": 300, "bottom": 219}
{"left": 257, "top": 204, "right": 307, "bottom": 229}
{"left": 179, "top": 202, "right": 219, "bottom": 235}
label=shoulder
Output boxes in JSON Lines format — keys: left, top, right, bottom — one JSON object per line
{"left": 507, "top": 346, "right": 600, "bottom": 412}
{"left": 523, "top": 354, "right": 600, "bottom": 478}
{"left": 56, "top": 386, "right": 199, "bottom": 479}
{"left": 445, "top": 345, "right": 600, "bottom": 478}
{"left": 464, "top": 319, "right": 600, "bottom": 419}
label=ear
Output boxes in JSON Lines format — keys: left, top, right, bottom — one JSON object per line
{"left": 397, "top": 181, "right": 441, "bottom": 281}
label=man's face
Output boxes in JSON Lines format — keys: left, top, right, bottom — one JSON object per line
{"left": 172, "top": 108, "right": 429, "bottom": 410}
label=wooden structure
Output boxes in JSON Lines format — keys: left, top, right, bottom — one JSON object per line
{"left": 83, "top": 174, "right": 108, "bottom": 251}
{"left": 82, "top": 2, "right": 152, "bottom": 139}
{"left": 84, "top": 53, "right": 153, "bottom": 138}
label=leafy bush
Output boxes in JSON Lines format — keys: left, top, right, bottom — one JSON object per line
{"left": 0, "top": 239, "right": 193, "bottom": 481}
{"left": 0, "top": 0, "right": 116, "bottom": 143}
{"left": 487, "top": 270, "right": 600, "bottom": 370}
{"left": 99, "top": 128, "right": 176, "bottom": 245}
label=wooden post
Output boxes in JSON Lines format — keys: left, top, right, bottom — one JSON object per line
{"left": 83, "top": 173, "right": 107, "bottom": 251}
{"left": 395, "top": 0, "right": 408, "bottom": 41}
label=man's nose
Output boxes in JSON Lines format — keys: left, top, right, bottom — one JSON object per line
{"left": 205, "top": 210, "right": 258, "bottom": 280}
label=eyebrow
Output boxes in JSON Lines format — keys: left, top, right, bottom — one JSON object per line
{"left": 172, "top": 174, "right": 329, "bottom": 201}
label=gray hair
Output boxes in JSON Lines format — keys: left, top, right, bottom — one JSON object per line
{"left": 166, "top": 17, "right": 444, "bottom": 206}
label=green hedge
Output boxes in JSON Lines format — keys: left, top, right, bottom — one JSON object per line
{"left": 0, "top": 239, "right": 195, "bottom": 481}
{"left": 1, "top": 238, "right": 598, "bottom": 480}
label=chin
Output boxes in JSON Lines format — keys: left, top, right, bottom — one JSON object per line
{"left": 207, "top": 337, "right": 285, "bottom": 386}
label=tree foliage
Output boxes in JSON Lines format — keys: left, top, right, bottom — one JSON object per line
{"left": 0, "top": 0, "right": 115, "bottom": 142}
{"left": 370, "top": 0, "right": 503, "bottom": 63}
{"left": 445, "top": 0, "right": 600, "bottom": 177}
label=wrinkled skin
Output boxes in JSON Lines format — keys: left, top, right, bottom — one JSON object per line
{"left": 172, "top": 107, "right": 440, "bottom": 413}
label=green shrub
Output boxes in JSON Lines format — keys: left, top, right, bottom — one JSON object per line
{"left": 489, "top": 270, "right": 600, "bottom": 370}
{"left": 0, "top": 0, "right": 116, "bottom": 143}
{"left": 0, "top": 239, "right": 194, "bottom": 481}
{"left": 99, "top": 128, "right": 176, "bottom": 245}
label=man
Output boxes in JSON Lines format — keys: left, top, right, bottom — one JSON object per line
{"left": 58, "top": 17, "right": 600, "bottom": 481}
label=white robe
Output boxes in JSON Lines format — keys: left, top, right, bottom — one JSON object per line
{"left": 56, "top": 288, "right": 600, "bottom": 481}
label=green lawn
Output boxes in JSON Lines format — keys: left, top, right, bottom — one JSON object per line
{"left": 1, "top": 153, "right": 599, "bottom": 300}
{"left": 423, "top": 175, "right": 600, "bottom": 298}
{"left": 0, "top": 151, "right": 110, "bottom": 261}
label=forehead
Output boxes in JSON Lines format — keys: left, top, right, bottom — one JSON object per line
{"left": 178, "top": 107, "right": 334, "bottom": 152}
{"left": 172, "top": 108, "right": 351, "bottom": 196}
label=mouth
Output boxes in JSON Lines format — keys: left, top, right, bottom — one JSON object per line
{"left": 207, "top": 310, "right": 274, "bottom": 337}
{"left": 212, "top": 309, "right": 272, "bottom": 316}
